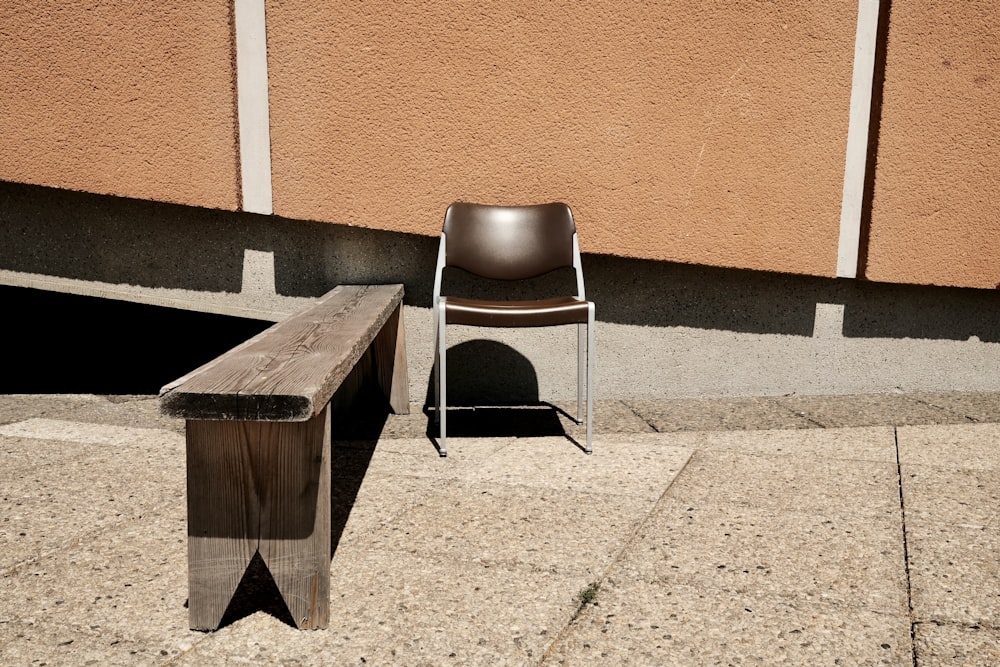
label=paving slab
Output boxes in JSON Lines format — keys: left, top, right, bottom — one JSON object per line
{"left": 613, "top": 497, "right": 908, "bottom": 613}
{"left": 416, "top": 407, "right": 575, "bottom": 440}
{"left": 664, "top": 449, "right": 902, "bottom": 516}
{"left": 358, "top": 480, "right": 653, "bottom": 578}
{"left": 897, "top": 423, "right": 1000, "bottom": 471}
{"left": 900, "top": 465, "right": 999, "bottom": 527}
{"left": 1, "top": 465, "right": 170, "bottom": 571}
{"left": 346, "top": 436, "right": 512, "bottom": 478}
{"left": 0, "top": 394, "right": 184, "bottom": 434}
{"left": 897, "top": 422, "right": 999, "bottom": 629}
{"left": 4, "top": 393, "right": 999, "bottom": 665}
{"left": 329, "top": 472, "right": 451, "bottom": 556}
{"left": 0, "top": 420, "right": 185, "bottom": 571}
{"left": 0, "top": 394, "right": 111, "bottom": 426}
{"left": 381, "top": 401, "right": 654, "bottom": 439}
{"left": 173, "top": 552, "right": 588, "bottom": 667}
{"left": 625, "top": 397, "right": 816, "bottom": 432}
{"left": 1, "top": 431, "right": 104, "bottom": 475}
{"left": 376, "top": 403, "right": 437, "bottom": 439}
{"left": 549, "top": 400, "right": 658, "bottom": 434}
{"left": 693, "top": 425, "right": 899, "bottom": 462}
{"left": 628, "top": 426, "right": 899, "bottom": 462}
{"left": 348, "top": 438, "right": 690, "bottom": 573}
{"left": 0, "top": 511, "right": 193, "bottom": 665}
{"left": 466, "top": 437, "right": 692, "bottom": 501}
{"left": 540, "top": 579, "right": 913, "bottom": 666}
{"left": 76, "top": 395, "right": 186, "bottom": 433}
{"left": 0, "top": 619, "right": 178, "bottom": 667}
{"left": 906, "top": 518, "right": 1000, "bottom": 627}
{"left": 0, "top": 416, "right": 183, "bottom": 449}
{"left": 776, "top": 393, "right": 964, "bottom": 428}
{"left": 913, "top": 621, "right": 1000, "bottom": 667}
{"left": 907, "top": 391, "right": 1000, "bottom": 424}
{"left": 581, "top": 426, "right": 899, "bottom": 464}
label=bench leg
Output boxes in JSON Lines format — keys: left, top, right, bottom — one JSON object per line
{"left": 374, "top": 302, "right": 409, "bottom": 414}
{"left": 185, "top": 407, "right": 331, "bottom": 630}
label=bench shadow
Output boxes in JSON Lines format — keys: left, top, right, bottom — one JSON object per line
{"left": 328, "top": 381, "right": 391, "bottom": 558}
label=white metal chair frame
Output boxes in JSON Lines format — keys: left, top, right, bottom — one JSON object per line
{"left": 432, "top": 203, "right": 595, "bottom": 456}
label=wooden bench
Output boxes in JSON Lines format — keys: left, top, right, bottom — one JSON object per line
{"left": 159, "top": 284, "right": 408, "bottom": 631}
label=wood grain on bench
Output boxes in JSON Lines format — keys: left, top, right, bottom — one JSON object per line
{"left": 161, "top": 284, "right": 407, "bottom": 421}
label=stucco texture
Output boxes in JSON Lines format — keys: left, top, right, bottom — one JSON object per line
{"left": 267, "top": 1, "right": 855, "bottom": 276}
{"left": 0, "top": 3, "right": 239, "bottom": 210}
{"left": 866, "top": 1, "right": 1000, "bottom": 289}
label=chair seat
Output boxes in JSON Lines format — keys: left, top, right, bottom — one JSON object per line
{"left": 444, "top": 295, "right": 591, "bottom": 327}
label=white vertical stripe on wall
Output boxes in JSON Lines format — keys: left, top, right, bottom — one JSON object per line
{"left": 837, "top": 0, "right": 881, "bottom": 278}
{"left": 234, "top": 0, "right": 273, "bottom": 215}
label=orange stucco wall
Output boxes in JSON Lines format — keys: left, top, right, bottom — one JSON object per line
{"left": 266, "top": 1, "right": 856, "bottom": 277}
{"left": 866, "top": 1, "right": 1000, "bottom": 289}
{"left": 5, "top": 3, "right": 995, "bottom": 289}
{"left": 0, "top": 3, "right": 239, "bottom": 210}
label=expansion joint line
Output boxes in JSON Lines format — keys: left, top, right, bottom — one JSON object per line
{"left": 623, "top": 400, "right": 661, "bottom": 433}
{"left": 894, "top": 426, "right": 918, "bottom": 667}
{"left": 537, "top": 449, "right": 696, "bottom": 662}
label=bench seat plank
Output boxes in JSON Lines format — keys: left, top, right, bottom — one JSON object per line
{"left": 160, "top": 284, "right": 404, "bottom": 421}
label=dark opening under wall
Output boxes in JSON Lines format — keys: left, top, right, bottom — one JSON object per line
{"left": 0, "top": 286, "right": 271, "bottom": 394}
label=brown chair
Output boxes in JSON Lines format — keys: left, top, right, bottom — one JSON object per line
{"left": 432, "top": 202, "right": 595, "bottom": 456}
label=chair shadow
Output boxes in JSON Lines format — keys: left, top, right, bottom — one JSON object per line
{"left": 423, "top": 403, "right": 588, "bottom": 454}
{"left": 422, "top": 339, "right": 585, "bottom": 453}
{"left": 427, "top": 405, "right": 566, "bottom": 437}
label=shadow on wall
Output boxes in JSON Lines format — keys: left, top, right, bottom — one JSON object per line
{"left": 0, "top": 180, "right": 437, "bottom": 297}
{"left": 586, "top": 254, "right": 1000, "bottom": 343}
{"left": 3, "top": 180, "right": 999, "bottom": 342}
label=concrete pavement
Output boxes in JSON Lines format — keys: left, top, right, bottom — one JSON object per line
{"left": 1, "top": 393, "right": 997, "bottom": 665}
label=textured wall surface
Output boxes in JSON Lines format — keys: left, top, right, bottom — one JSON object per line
{"left": 267, "top": 1, "right": 855, "bottom": 276}
{"left": 0, "top": 3, "right": 239, "bottom": 210}
{"left": 5, "top": 2, "right": 996, "bottom": 289}
{"left": 867, "top": 1, "right": 1000, "bottom": 288}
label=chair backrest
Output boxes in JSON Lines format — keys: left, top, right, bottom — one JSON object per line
{"left": 442, "top": 202, "right": 577, "bottom": 281}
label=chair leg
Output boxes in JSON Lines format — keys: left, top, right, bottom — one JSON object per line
{"left": 432, "top": 306, "right": 440, "bottom": 424}
{"left": 586, "top": 306, "right": 595, "bottom": 454}
{"left": 577, "top": 323, "right": 585, "bottom": 424}
{"left": 437, "top": 301, "right": 448, "bottom": 457}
